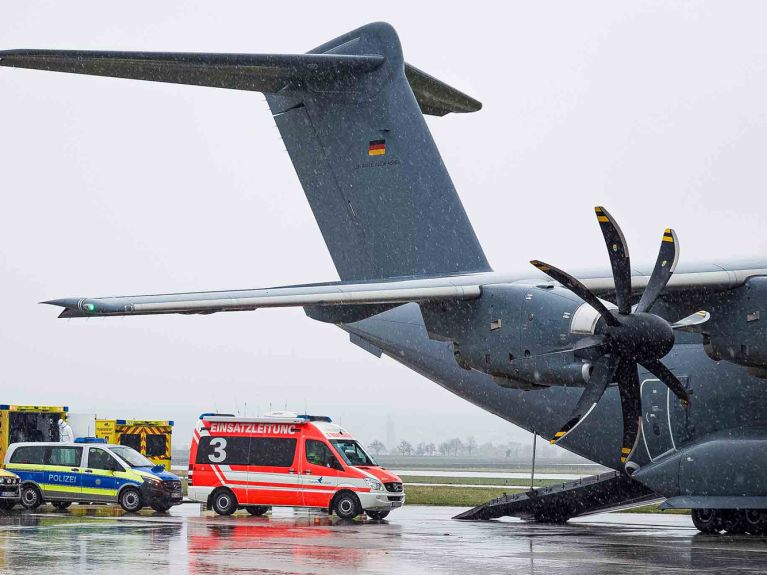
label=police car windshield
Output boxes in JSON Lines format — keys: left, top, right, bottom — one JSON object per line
{"left": 330, "top": 440, "right": 377, "bottom": 466}
{"left": 110, "top": 446, "right": 154, "bottom": 468}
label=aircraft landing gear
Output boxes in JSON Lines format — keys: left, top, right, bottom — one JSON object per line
{"left": 692, "top": 509, "right": 767, "bottom": 534}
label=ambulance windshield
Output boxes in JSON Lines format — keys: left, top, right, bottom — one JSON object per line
{"left": 110, "top": 445, "right": 155, "bottom": 468}
{"left": 330, "top": 440, "right": 377, "bottom": 467}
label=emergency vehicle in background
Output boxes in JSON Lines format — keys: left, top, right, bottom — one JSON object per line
{"left": 188, "top": 413, "right": 405, "bottom": 520}
{"left": 95, "top": 419, "right": 174, "bottom": 470}
{"left": 0, "top": 405, "right": 68, "bottom": 465}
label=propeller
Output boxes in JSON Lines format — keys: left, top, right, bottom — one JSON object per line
{"left": 531, "top": 206, "right": 699, "bottom": 467}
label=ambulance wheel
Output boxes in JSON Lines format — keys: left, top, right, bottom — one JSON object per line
{"left": 691, "top": 508, "right": 722, "bottom": 533}
{"left": 0, "top": 500, "right": 16, "bottom": 511}
{"left": 118, "top": 487, "right": 143, "bottom": 513}
{"left": 52, "top": 501, "right": 72, "bottom": 510}
{"left": 20, "top": 485, "right": 42, "bottom": 510}
{"left": 366, "top": 510, "right": 390, "bottom": 521}
{"left": 211, "top": 488, "right": 237, "bottom": 516}
{"left": 333, "top": 492, "right": 361, "bottom": 520}
{"left": 246, "top": 505, "right": 270, "bottom": 516}
{"left": 150, "top": 503, "right": 172, "bottom": 513}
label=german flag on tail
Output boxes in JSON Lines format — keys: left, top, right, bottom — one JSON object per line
{"left": 368, "top": 139, "right": 386, "bottom": 156}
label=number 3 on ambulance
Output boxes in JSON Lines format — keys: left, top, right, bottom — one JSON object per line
{"left": 188, "top": 413, "right": 405, "bottom": 520}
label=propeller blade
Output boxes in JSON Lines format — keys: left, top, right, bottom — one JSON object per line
{"left": 616, "top": 359, "right": 642, "bottom": 465}
{"left": 671, "top": 310, "right": 709, "bottom": 332}
{"left": 635, "top": 229, "right": 680, "bottom": 313}
{"left": 640, "top": 359, "right": 691, "bottom": 406}
{"left": 530, "top": 260, "right": 620, "bottom": 327}
{"left": 594, "top": 206, "right": 632, "bottom": 315}
{"left": 550, "top": 354, "right": 619, "bottom": 444}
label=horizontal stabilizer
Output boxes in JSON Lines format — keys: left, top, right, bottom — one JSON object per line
{"left": 44, "top": 279, "right": 481, "bottom": 318}
{"left": 0, "top": 50, "right": 384, "bottom": 93}
{"left": 0, "top": 48, "right": 480, "bottom": 116}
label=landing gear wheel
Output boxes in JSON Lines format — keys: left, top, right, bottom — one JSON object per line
{"left": 744, "top": 509, "right": 767, "bottom": 535}
{"left": 150, "top": 503, "right": 172, "bottom": 513}
{"left": 20, "top": 485, "right": 42, "bottom": 510}
{"left": 691, "top": 508, "right": 722, "bottom": 533}
{"left": 365, "top": 510, "right": 390, "bottom": 521}
{"left": 211, "top": 489, "right": 237, "bottom": 516}
{"left": 720, "top": 510, "right": 748, "bottom": 534}
{"left": 0, "top": 500, "right": 16, "bottom": 511}
{"left": 52, "top": 501, "right": 72, "bottom": 510}
{"left": 245, "top": 506, "right": 269, "bottom": 516}
{"left": 334, "top": 492, "right": 361, "bottom": 520}
{"left": 118, "top": 487, "right": 143, "bottom": 513}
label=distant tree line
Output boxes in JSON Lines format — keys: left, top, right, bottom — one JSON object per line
{"left": 366, "top": 437, "right": 534, "bottom": 458}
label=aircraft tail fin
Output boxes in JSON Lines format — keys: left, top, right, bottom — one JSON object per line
{"left": 267, "top": 22, "right": 490, "bottom": 280}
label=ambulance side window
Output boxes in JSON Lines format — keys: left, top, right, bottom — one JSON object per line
{"left": 195, "top": 436, "right": 249, "bottom": 465}
{"left": 249, "top": 438, "right": 296, "bottom": 467}
{"left": 305, "top": 440, "right": 342, "bottom": 470}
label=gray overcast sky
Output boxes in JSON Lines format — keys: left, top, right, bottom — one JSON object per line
{"left": 2, "top": 2, "right": 767, "bottom": 450}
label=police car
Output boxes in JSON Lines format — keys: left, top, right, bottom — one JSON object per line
{"left": 5, "top": 439, "right": 183, "bottom": 512}
{"left": 0, "top": 469, "right": 20, "bottom": 510}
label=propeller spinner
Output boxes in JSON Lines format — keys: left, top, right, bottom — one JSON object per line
{"left": 531, "top": 207, "right": 693, "bottom": 468}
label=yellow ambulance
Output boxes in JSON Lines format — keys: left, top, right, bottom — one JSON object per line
{"left": 95, "top": 419, "right": 174, "bottom": 470}
{"left": 0, "top": 405, "right": 68, "bottom": 465}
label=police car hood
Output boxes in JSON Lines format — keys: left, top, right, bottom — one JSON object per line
{"left": 352, "top": 466, "right": 401, "bottom": 483}
{"left": 133, "top": 467, "right": 180, "bottom": 481}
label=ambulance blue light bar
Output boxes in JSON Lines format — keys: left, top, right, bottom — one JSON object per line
{"left": 199, "top": 412, "right": 235, "bottom": 419}
{"left": 298, "top": 414, "right": 332, "bottom": 422}
{"left": 74, "top": 437, "right": 107, "bottom": 444}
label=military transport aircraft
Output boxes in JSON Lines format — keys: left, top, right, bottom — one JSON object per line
{"left": 2, "top": 22, "right": 767, "bottom": 534}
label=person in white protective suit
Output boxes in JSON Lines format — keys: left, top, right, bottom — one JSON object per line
{"left": 58, "top": 418, "right": 74, "bottom": 443}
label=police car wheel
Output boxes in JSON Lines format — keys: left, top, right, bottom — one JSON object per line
{"left": 211, "top": 489, "right": 237, "bottom": 516}
{"left": 334, "top": 492, "right": 360, "bottom": 520}
{"left": 366, "top": 510, "right": 390, "bottom": 521}
{"left": 20, "top": 485, "right": 42, "bottom": 510}
{"left": 245, "top": 505, "right": 270, "bottom": 516}
{"left": 119, "top": 487, "right": 143, "bottom": 513}
{"left": 52, "top": 501, "right": 72, "bottom": 510}
{"left": 151, "top": 503, "right": 172, "bottom": 513}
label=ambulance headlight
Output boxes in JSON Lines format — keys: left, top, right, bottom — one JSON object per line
{"left": 364, "top": 478, "right": 384, "bottom": 491}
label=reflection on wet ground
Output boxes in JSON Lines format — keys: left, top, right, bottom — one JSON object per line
{"left": 0, "top": 504, "right": 765, "bottom": 574}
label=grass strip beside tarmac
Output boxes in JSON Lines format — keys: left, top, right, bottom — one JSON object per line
{"left": 400, "top": 476, "right": 561, "bottom": 488}
{"left": 404, "top": 485, "right": 520, "bottom": 506}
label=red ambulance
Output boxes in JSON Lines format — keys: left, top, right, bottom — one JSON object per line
{"left": 188, "top": 413, "right": 405, "bottom": 520}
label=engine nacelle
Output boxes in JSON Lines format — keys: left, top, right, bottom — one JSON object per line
{"left": 421, "top": 282, "right": 605, "bottom": 388}
{"left": 704, "top": 277, "right": 767, "bottom": 372}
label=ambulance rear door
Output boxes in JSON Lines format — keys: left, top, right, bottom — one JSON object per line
{"left": 300, "top": 438, "right": 344, "bottom": 508}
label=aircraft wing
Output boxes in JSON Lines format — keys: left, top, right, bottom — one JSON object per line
{"left": 44, "top": 280, "right": 482, "bottom": 318}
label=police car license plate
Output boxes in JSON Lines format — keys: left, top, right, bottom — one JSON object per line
{"left": 391, "top": 501, "right": 403, "bottom": 508}
{"left": 1, "top": 492, "right": 16, "bottom": 498}
{"left": 172, "top": 492, "right": 182, "bottom": 499}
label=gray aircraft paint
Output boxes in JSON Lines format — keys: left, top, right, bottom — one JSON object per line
{"left": 3, "top": 22, "right": 767, "bottom": 507}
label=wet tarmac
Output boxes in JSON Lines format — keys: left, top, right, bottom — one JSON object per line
{"left": 0, "top": 504, "right": 766, "bottom": 574}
